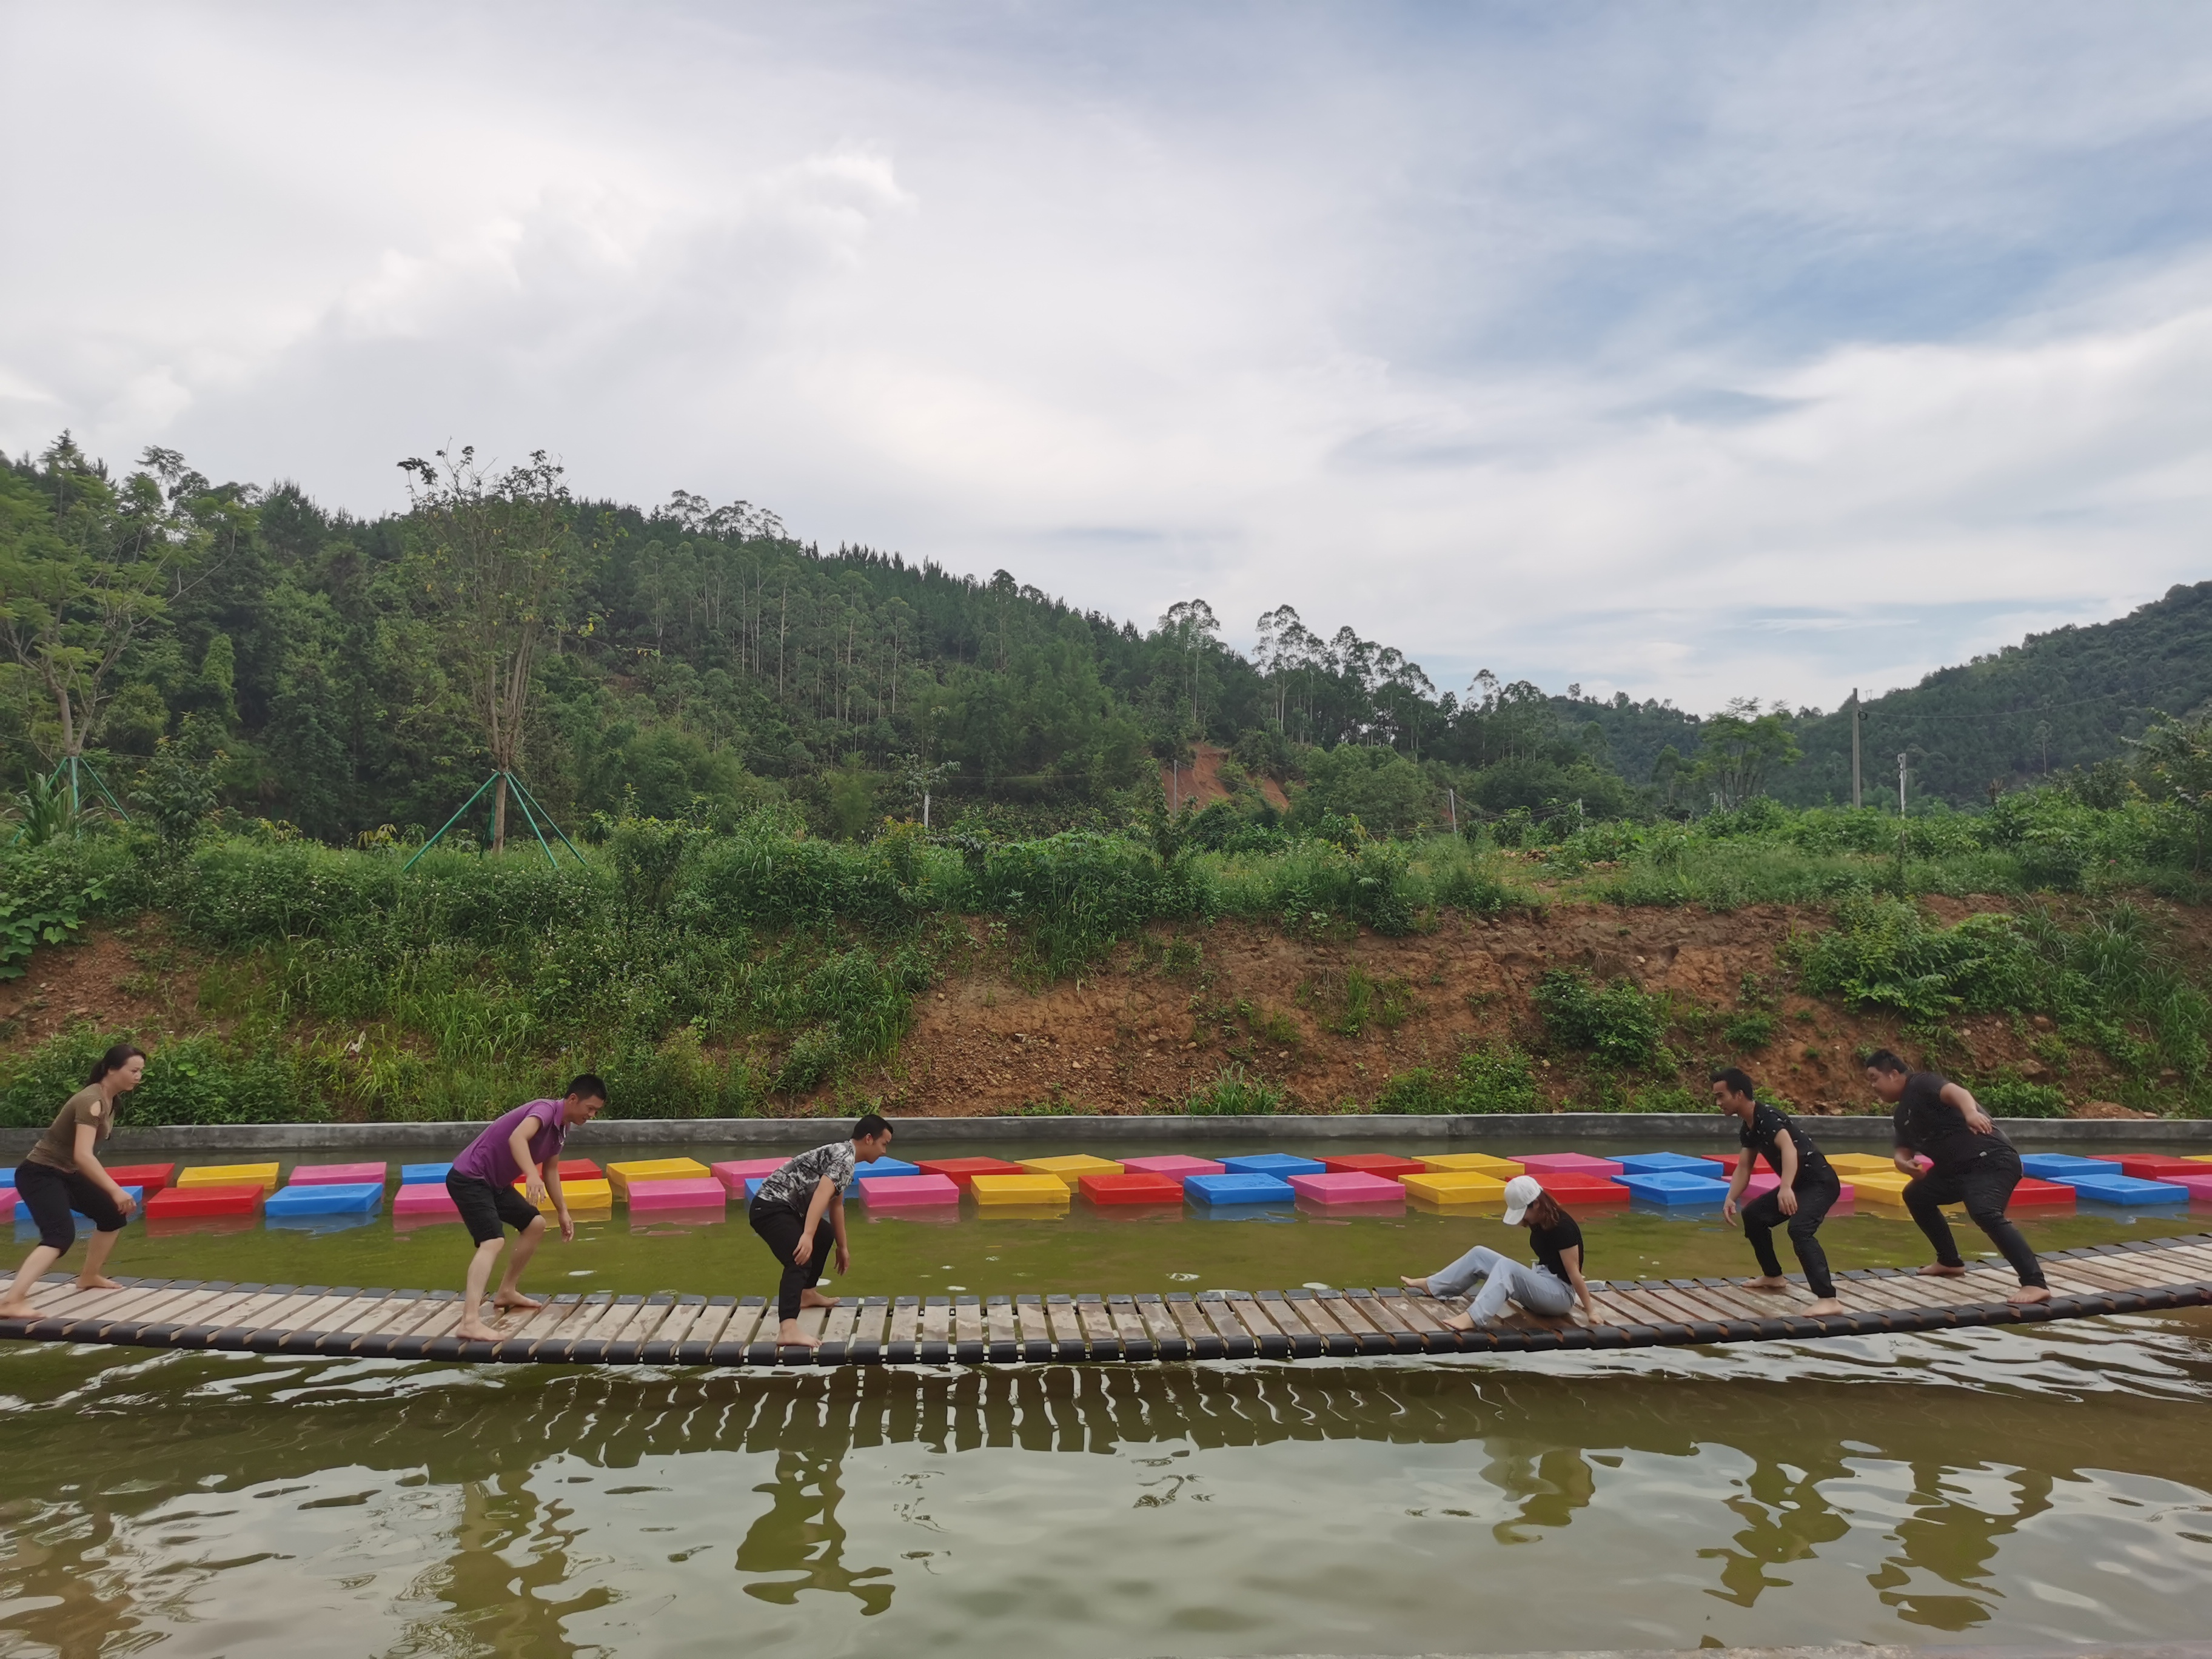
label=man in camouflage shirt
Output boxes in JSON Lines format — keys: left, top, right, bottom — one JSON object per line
{"left": 749, "top": 1114, "right": 896, "bottom": 1348}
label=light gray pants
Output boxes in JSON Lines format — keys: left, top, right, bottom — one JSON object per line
{"left": 1426, "top": 1244, "right": 1575, "bottom": 1321}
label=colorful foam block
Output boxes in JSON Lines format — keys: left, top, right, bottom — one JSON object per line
{"left": 1736, "top": 1173, "right": 1861, "bottom": 1213}
{"left": 628, "top": 1177, "right": 727, "bottom": 1212}
{"left": 1513, "top": 1153, "right": 1625, "bottom": 1176}
{"left": 1618, "top": 1171, "right": 1731, "bottom": 1206}
{"left": 2020, "top": 1153, "right": 2117, "bottom": 1179}
{"left": 970, "top": 1173, "right": 1073, "bottom": 1205}
{"left": 711, "top": 1158, "right": 788, "bottom": 1193}
{"left": 916, "top": 1157, "right": 1028, "bottom": 1187}
{"left": 266, "top": 1182, "right": 384, "bottom": 1218}
{"left": 1017, "top": 1156, "right": 1124, "bottom": 1188}
{"left": 2160, "top": 1172, "right": 2212, "bottom": 1201}
{"left": 289, "top": 1161, "right": 388, "bottom": 1187}
{"left": 856, "top": 1158, "right": 921, "bottom": 1179}
{"left": 2191, "top": 1154, "right": 2212, "bottom": 1164}
{"left": 178, "top": 1162, "right": 280, "bottom": 1195}
{"left": 1825, "top": 1152, "right": 1915, "bottom": 1174}
{"left": 1184, "top": 1172, "right": 1296, "bottom": 1205}
{"left": 103, "top": 1163, "right": 175, "bottom": 1195}
{"left": 2009, "top": 1177, "right": 2076, "bottom": 1210}
{"left": 1288, "top": 1171, "right": 1406, "bottom": 1205}
{"left": 516, "top": 1178, "right": 614, "bottom": 1213}
{"left": 1529, "top": 1175, "right": 1629, "bottom": 1204}
{"left": 551, "top": 1159, "right": 603, "bottom": 1181}
{"left": 607, "top": 1158, "right": 709, "bottom": 1197}
{"left": 0, "top": 1188, "right": 15, "bottom": 1218}
{"left": 400, "top": 1162, "right": 453, "bottom": 1184}
{"left": 2065, "top": 1174, "right": 2190, "bottom": 1206}
{"left": 1319, "top": 1155, "right": 1425, "bottom": 1179}
{"left": 1418, "top": 1153, "right": 1524, "bottom": 1176}
{"left": 146, "top": 1184, "right": 263, "bottom": 1218}
{"left": 1218, "top": 1153, "right": 1326, "bottom": 1177}
{"left": 1079, "top": 1172, "right": 1185, "bottom": 1205}
{"left": 393, "top": 1182, "right": 460, "bottom": 1217}
{"left": 2095, "top": 1154, "right": 2207, "bottom": 1181}
{"left": 0, "top": 1168, "right": 12, "bottom": 1188}
{"left": 1118, "top": 1155, "right": 1226, "bottom": 1179}
{"left": 856, "top": 1173, "right": 962, "bottom": 1208}
{"left": 1616, "top": 1152, "right": 1718, "bottom": 1174}
{"left": 1403, "top": 1171, "right": 1508, "bottom": 1204}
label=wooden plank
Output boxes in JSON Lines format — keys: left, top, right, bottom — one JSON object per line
{"left": 845, "top": 1301, "right": 888, "bottom": 1353}
{"left": 1045, "top": 1298, "right": 1087, "bottom": 1352}
{"left": 48, "top": 1281, "right": 199, "bottom": 1331}
{"left": 886, "top": 1299, "right": 920, "bottom": 1352}
{"left": 820, "top": 1303, "right": 859, "bottom": 1347}
{"left": 918, "top": 1302, "right": 951, "bottom": 1349}
{"left": 1324, "top": 1293, "right": 1392, "bottom": 1342}
{"left": 1166, "top": 1298, "right": 1215, "bottom": 1350}
{"left": 1135, "top": 1298, "right": 1185, "bottom": 1353}
{"left": 953, "top": 1301, "right": 985, "bottom": 1349}
{"left": 501, "top": 1294, "right": 588, "bottom": 1352}
{"left": 1014, "top": 1301, "right": 1051, "bottom": 1350}
{"left": 1076, "top": 1301, "right": 1116, "bottom": 1348}
{"left": 1623, "top": 1284, "right": 1728, "bottom": 1328}
{"left": 641, "top": 1299, "right": 705, "bottom": 1352}
{"left": 27, "top": 1279, "right": 186, "bottom": 1325}
{"left": 986, "top": 1301, "right": 1018, "bottom": 1349}
{"left": 1195, "top": 1298, "right": 1250, "bottom": 1354}
{"left": 682, "top": 1301, "right": 739, "bottom": 1353}
{"left": 1107, "top": 1297, "right": 1150, "bottom": 1349}
{"left": 715, "top": 1301, "right": 767, "bottom": 1353}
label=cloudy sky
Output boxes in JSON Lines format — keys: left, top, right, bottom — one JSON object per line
{"left": 4, "top": 2, "right": 2210, "bottom": 714}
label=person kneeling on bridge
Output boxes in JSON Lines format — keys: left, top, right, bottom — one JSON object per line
{"left": 1402, "top": 1175, "right": 1596, "bottom": 1329}
{"left": 448, "top": 1076, "right": 608, "bottom": 1342}
{"left": 1712, "top": 1067, "right": 1845, "bottom": 1316}
{"left": 1865, "top": 1049, "right": 2049, "bottom": 1307}
{"left": 748, "top": 1114, "right": 896, "bottom": 1350}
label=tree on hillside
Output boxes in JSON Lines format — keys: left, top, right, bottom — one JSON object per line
{"left": 398, "top": 446, "right": 580, "bottom": 853}
{"left": 0, "top": 437, "right": 227, "bottom": 813}
{"left": 2131, "top": 711, "right": 2212, "bottom": 870}
{"left": 1692, "top": 697, "right": 1801, "bottom": 810}
{"left": 1158, "top": 598, "right": 1221, "bottom": 734}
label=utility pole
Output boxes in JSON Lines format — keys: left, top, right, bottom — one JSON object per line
{"left": 922, "top": 789, "right": 930, "bottom": 830}
{"left": 1897, "top": 752, "right": 1907, "bottom": 816}
{"left": 1447, "top": 786, "right": 1458, "bottom": 837}
{"left": 1850, "top": 688, "right": 1862, "bottom": 809}
{"left": 1897, "top": 752, "right": 1910, "bottom": 873}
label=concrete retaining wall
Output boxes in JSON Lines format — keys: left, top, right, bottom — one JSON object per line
{"left": 4, "top": 1111, "right": 2207, "bottom": 1157}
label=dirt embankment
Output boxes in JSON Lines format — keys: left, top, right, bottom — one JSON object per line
{"left": 1159, "top": 742, "right": 1289, "bottom": 813}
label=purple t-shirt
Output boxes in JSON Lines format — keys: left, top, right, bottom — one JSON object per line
{"left": 451, "top": 1099, "right": 569, "bottom": 1187}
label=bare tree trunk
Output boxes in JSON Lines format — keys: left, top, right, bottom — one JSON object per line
{"left": 493, "top": 772, "right": 509, "bottom": 855}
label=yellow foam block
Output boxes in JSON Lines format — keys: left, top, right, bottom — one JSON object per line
{"left": 606, "top": 1158, "right": 709, "bottom": 1197}
{"left": 1826, "top": 1153, "right": 1905, "bottom": 1174}
{"left": 1017, "top": 1155, "right": 1122, "bottom": 1189}
{"left": 971, "top": 1173, "right": 1073, "bottom": 1205}
{"left": 178, "top": 1162, "right": 280, "bottom": 1194}
{"left": 515, "top": 1178, "right": 613, "bottom": 1214}
{"left": 2189, "top": 1154, "right": 2212, "bottom": 1164}
{"left": 1418, "top": 1154, "right": 1523, "bottom": 1176}
{"left": 1404, "top": 1171, "right": 1509, "bottom": 1204}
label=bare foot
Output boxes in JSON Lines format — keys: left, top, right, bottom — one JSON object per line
{"left": 0, "top": 1301, "right": 37, "bottom": 1321}
{"left": 1802, "top": 1298, "right": 1846, "bottom": 1316}
{"left": 1741, "top": 1276, "right": 1791, "bottom": 1292}
{"left": 1915, "top": 1262, "right": 1968, "bottom": 1277}
{"left": 1441, "top": 1312, "right": 1486, "bottom": 1332}
{"left": 492, "top": 1292, "right": 543, "bottom": 1314}
{"left": 2008, "top": 1285, "right": 2052, "bottom": 1306}
{"left": 1399, "top": 1275, "right": 1432, "bottom": 1293}
{"left": 75, "top": 1275, "right": 124, "bottom": 1292}
{"left": 798, "top": 1289, "right": 840, "bottom": 1310}
{"left": 776, "top": 1321, "right": 822, "bottom": 1349}
{"left": 454, "top": 1321, "right": 500, "bottom": 1342}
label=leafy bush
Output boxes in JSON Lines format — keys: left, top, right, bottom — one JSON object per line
{"left": 1377, "top": 1042, "right": 1541, "bottom": 1114}
{"left": 1534, "top": 968, "right": 1669, "bottom": 1070}
{"left": 0, "top": 1025, "right": 323, "bottom": 1127}
{"left": 1181, "top": 1065, "right": 1285, "bottom": 1115}
{"left": 0, "top": 846, "right": 107, "bottom": 980}
{"left": 1721, "top": 1011, "right": 1778, "bottom": 1051}
{"left": 1969, "top": 1073, "right": 2069, "bottom": 1119}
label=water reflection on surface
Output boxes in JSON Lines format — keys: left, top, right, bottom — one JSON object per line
{"left": 2, "top": 1315, "right": 2210, "bottom": 1658}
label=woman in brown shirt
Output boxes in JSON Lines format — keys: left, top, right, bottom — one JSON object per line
{"left": 0, "top": 1043, "right": 147, "bottom": 1319}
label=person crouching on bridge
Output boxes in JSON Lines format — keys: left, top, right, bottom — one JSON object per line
{"left": 1711, "top": 1067, "right": 1845, "bottom": 1316}
{"left": 1401, "top": 1175, "right": 1597, "bottom": 1329}
{"left": 447, "top": 1076, "right": 608, "bottom": 1342}
{"left": 0, "top": 1042, "right": 147, "bottom": 1320}
{"left": 748, "top": 1114, "right": 896, "bottom": 1350}
{"left": 1865, "top": 1050, "right": 2049, "bottom": 1306}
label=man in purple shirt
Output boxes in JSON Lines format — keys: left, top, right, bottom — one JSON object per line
{"left": 448, "top": 1075, "right": 608, "bottom": 1341}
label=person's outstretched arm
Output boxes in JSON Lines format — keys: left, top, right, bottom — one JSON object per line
{"left": 75, "top": 1123, "right": 136, "bottom": 1216}
{"left": 791, "top": 1175, "right": 839, "bottom": 1265}
{"left": 1939, "top": 1080, "right": 1995, "bottom": 1134}
{"left": 1558, "top": 1244, "right": 1595, "bottom": 1321}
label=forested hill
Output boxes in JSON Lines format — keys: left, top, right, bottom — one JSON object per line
{"left": 1, "top": 436, "right": 2204, "bottom": 840}
{"left": 1774, "top": 581, "right": 2212, "bottom": 807}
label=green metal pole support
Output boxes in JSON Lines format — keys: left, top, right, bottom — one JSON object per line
{"left": 401, "top": 773, "right": 500, "bottom": 873}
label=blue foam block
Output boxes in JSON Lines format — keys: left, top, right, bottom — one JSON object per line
{"left": 1615, "top": 1152, "right": 1718, "bottom": 1174}
{"left": 858, "top": 1158, "right": 920, "bottom": 1179}
{"left": 1185, "top": 1172, "right": 1297, "bottom": 1205}
{"left": 400, "top": 1162, "right": 454, "bottom": 1184}
{"left": 1617, "top": 1171, "right": 1731, "bottom": 1205}
{"left": 0, "top": 1168, "right": 14, "bottom": 1189}
{"left": 2063, "top": 1174, "right": 2188, "bottom": 1206}
{"left": 2021, "top": 1153, "right": 2117, "bottom": 1180}
{"left": 264, "top": 1181, "right": 386, "bottom": 1217}
{"left": 1218, "top": 1154, "right": 1325, "bottom": 1177}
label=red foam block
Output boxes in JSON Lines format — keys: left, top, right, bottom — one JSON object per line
{"left": 2008, "top": 1176, "right": 2076, "bottom": 1210}
{"left": 1530, "top": 1175, "right": 1629, "bottom": 1204}
{"left": 1319, "top": 1155, "right": 1424, "bottom": 1179}
{"left": 2095, "top": 1155, "right": 2206, "bottom": 1181}
{"left": 104, "top": 1163, "right": 176, "bottom": 1196}
{"left": 1080, "top": 1173, "right": 1185, "bottom": 1205}
{"left": 144, "top": 1184, "right": 263, "bottom": 1219}
{"left": 917, "top": 1158, "right": 1027, "bottom": 1188}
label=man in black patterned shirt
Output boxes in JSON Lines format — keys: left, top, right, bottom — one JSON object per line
{"left": 749, "top": 1114, "right": 896, "bottom": 1349}
{"left": 1712, "top": 1068, "right": 1845, "bottom": 1316}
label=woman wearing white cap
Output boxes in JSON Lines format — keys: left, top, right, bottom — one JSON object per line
{"left": 1401, "top": 1175, "right": 1596, "bottom": 1329}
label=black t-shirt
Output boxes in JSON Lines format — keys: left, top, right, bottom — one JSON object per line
{"left": 1892, "top": 1071, "right": 2009, "bottom": 1173}
{"left": 1740, "top": 1101, "right": 1834, "bottom": 1187}
{"left": 1528, "top": 1213, "right": 1583, "bottom": 1281}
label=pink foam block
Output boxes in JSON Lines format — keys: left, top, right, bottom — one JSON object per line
{"left": 0, "top": 1187, "right": 15, "bottom": 1218}
{"left": 711, "top": 1158, "right": 787, "bottom": 1194}
{"left": 857, "top": 1173, "right": 962, "bottom": 1207}
{"left": 1513, "top": 1153, "right": 1626, "bottom": 1176}
{"left": 1288, "top": 1171, "right": 1406, "bottom": 1205}
{"left": 628, "top": 1178, "right": 728, "bottom": 1212}
{"left": 392, "top": 1183, "right": 459, "bottom": 1217}
{"left": 2163, "top": 1172, "right": 2212, "bottom": 1201}
{"left": 1120, "top": 1155, "right": 1227, "bottom": 1178}
{"left": 289, "top": 1161, "right": 388, "bottom": 1186}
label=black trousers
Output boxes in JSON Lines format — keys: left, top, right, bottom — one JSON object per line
{"left": 14, "top": 1162, "right": 126, "bottom": 1254}
{"left": 1743, "top": 1175, "right": 1840, "bottom": 1299}
{"left": 749, "top": 1198, "right": 835, "bottom": 1321}
{"left": 1903, "top": 1146, "right": 2047, "bottom": 1288}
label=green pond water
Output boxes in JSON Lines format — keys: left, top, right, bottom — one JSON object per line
{"left": 4, "top": 1136, "right": 2210, "bottom": 1656}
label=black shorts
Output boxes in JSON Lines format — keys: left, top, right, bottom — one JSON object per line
{"left": 15, "top": 1161, "right": 126, "bottom": 1253}
{"left": 446, "top": 1173, "right": 544, "bottom": 1245}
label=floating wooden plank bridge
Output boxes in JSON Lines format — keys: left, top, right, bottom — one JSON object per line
{"left": 5, "top": 1235, "right": 2209, "bottom": 1367}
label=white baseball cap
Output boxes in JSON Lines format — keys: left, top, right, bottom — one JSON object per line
{"left": 1501, "top": 1175, "right": 1544, "bottom": 1225}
